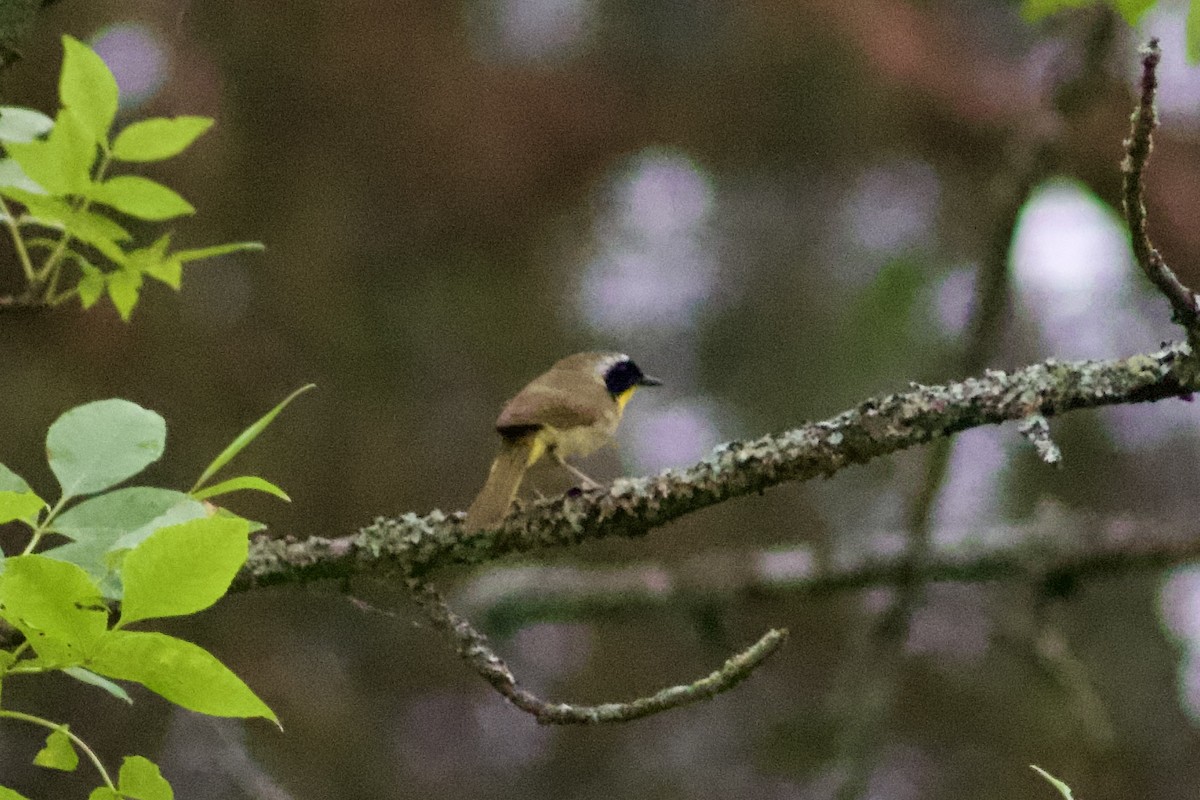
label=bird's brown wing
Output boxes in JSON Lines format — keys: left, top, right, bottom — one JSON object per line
{"left": 496, "top": 369, "right": 611, "bottom": 435}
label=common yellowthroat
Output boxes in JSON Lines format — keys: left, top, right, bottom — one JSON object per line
{"left": 464, "top": 352, "right": 661, "bottom": 531}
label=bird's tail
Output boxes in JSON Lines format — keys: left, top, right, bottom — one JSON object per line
{"left": 464, "top": 438, "right": 533, "bottom": 531}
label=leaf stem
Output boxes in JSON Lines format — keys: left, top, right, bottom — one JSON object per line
{"left": 0, "top": 194, "right": 38, "bottom": 284}
{"left": 21, "top": 494, "right": 71, "bottom": 555}
{"left": 46, "top": 285, "right": 80, "bottom": 306}
{"left": 36, "top": 151, "right": 113, "bottom": 302}
{"left": 0, "top": 709, "right": 117, "bottom": 790}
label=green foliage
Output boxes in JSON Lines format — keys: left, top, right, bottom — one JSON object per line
{"left": 87, "top": 756, "right": 173, "bottom": 800}
{"left": 118, "top": 517, "right": 250, "bottom": 626}
{"left": 0, "top": 107, "right": 53, "bottom": 143}
{"left": 91, "top": 630, "right": 278, "bottom": 723}
{"left": 33, "top": 728, "right": 78, "bottom": 771}
{"left": 0, "top": 556, "right": 108, "bottom": 664}
{"left": 1021, "top": 0, "right": 1200, "bottom": 62}
{"left": 0, "top": 35, "right": 262, "bottom": 318}
{"left": 43, "top": 487, "right": 207, "bottom": 596}
{"left": 111, "top": 117, "right": 212, "bottom": 162}
{"left": 190, "top": 383, "right": 315, "bottom": 495}
{"left": 1031, "top": 765, "right": 1075, "bottom": 799}
{"left": 116, "top": 756, "right": 173, "bottom": 800}
{"left": 0, "top": 490, "right": 44, "bottom": 525}
{"left": 59, "top": 36, "right": 118, "bottom": 142}
{"left": 1190, "top": 0, "right": 1200, "bottom": 62}
{"left": 0, "top": 390, "right": 308, "bottom": 799}
{"left": 46, "top": 399, "right": 166, "bottom": 499}
{"left": 62, "top": 667, "right": 132, "bottom": 704}
{"left": 191, "top": 475, "right": 291, "bottom": 502}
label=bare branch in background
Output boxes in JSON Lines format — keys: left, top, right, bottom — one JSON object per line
{"left": 831, "top": 117, "right": 1053, "bottom": 800}
{"left": 1122, "top": 38, "right": 1200, "bottom": 331}
{"left": 451, "top": 511, "right": 1200, "bottom": 629}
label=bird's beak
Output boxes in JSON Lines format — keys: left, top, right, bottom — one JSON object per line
{"left": 638, "top": 375, "right": 663, "bottom": 387}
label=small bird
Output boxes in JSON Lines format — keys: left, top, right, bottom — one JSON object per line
{"left": 464, "top": 352, "right": 661, "bottom": 531}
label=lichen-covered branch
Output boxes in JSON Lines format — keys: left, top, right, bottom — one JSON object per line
{"left": 237, "top": 342, "right": 1199, "bottom": 591}
{"left": 233, "top": 342, "right": 1199, "bottom": 723}
{"left": 1121, "top": 38, "right": 1199, "bottom": 330}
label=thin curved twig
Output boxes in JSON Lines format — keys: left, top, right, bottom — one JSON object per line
{"left": 1122, "top": 38, "right": 1199, "bottom": 330}
{"left": 401, "top": 572, "right": 786, "bottom": 724}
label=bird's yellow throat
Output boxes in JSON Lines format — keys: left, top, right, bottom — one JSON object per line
{"left": 615, "top": 385, "right": 638, "bottom": 413}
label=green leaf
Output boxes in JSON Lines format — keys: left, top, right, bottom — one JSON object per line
{"left": 5, "top": 190, "right": 134, "bottom": 264}
{"left": 33, "top": 727, "right": 79, "bottom": 772}
{"left": 192, "top": 384, "right": 315, "bottom": 492}
{"left": 191, "top": 475, "right": 290, "bottom": 502}
{"left": 0, "top": 192, "right": 129, "bottom": 270}
{"left": 0, "top": 158, "right": 45, "bottom": 194}
{"left": 0, "top": 106, "right": 54, "bottom": 143}
{"left": 60, "top": 35, "right": 119, "bottom": 143}
{"left": 88, "top": 789, "right": 120, "bottom": 800}
{"left": 52, "top": 487, "right": 203, "bottom": 544}
{"left": 174, "top": 241, "right": 265, "bottom": 263}
{"left": 77, "top": 261, "right": 105, "bottom": 309}
{"left": 71, "top": 208, "right": 132, "bottom": 242}
{"left": 119, "top": 517, "right": 250, "bottom": 626}
{"left": 144, "top": 257, "right": 182, "bottom": 289}
{"left": 63, "top": 666, "right": 134, "bottom": 703}
{"left": 1189, "top": 0, "right": 1200, "bottom": 64}
{"left": 1108, "top": 0, "right": 1156, "bottom": 25}
{"left": 107, "top": 268, "right": 142, "bottom": 321}
{"left": 89, "top": 630, "right": 278, "bottom": 723}
{"left": 44, "top": 487, "right": 207, "bottom": 594}
{"left": 4, "top": 108, "right": 95, "bottom": 195}
{"left": 92, "top": 176, "right": 193, "bottom": 221}
{"left": 0, "top": 555, "right": 107, "bottom": 664}
{"left": 1019, "top": 0, "right": 1090, "bottom": 20}
{"left": 0, "top": 785, "right": 34, "bottom": 799}
{"left": 69, "top": 209, "right": 133, "bottom": 265}
{"left": 1031, "top": 765, "right": 1074, "bottom": 799}
{"left": 46, "top": 107, "right": 95, "bottom": 194}
{"left": 126, "top": 236, "right": 183, "bottom": 289}
{"left": 71, "top": 208, "right": 133, "bottom": 243}
{"left": 0, "top": 465, "right": 33, "bottom": 494}
{"left": 47, "top": 399, "right": 167, "bottom": 498}
{"left": 118, "top": 756, "right": 173, "bottom": 800}
{"left": 213, "top": 506, "right": 267, "bottom": 534}
{"left": 0, "top": 187, "right": 70, "bottom": 229}
{"left": 112, "top": 116, "right": 213, "bottom": 162}
{"left": 0, "top": 465, "right": 43, "bottom": 526}
{"left": 0, "top": 491, "right": 45, "bottom": 526}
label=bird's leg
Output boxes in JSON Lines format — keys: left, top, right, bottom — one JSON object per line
{"left": 553, "top": 452, "right": 601, "bottom": 489}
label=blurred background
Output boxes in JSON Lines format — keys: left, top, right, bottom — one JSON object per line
{"left": 2, "top": 0, "right": 1200, "bottom": 798}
